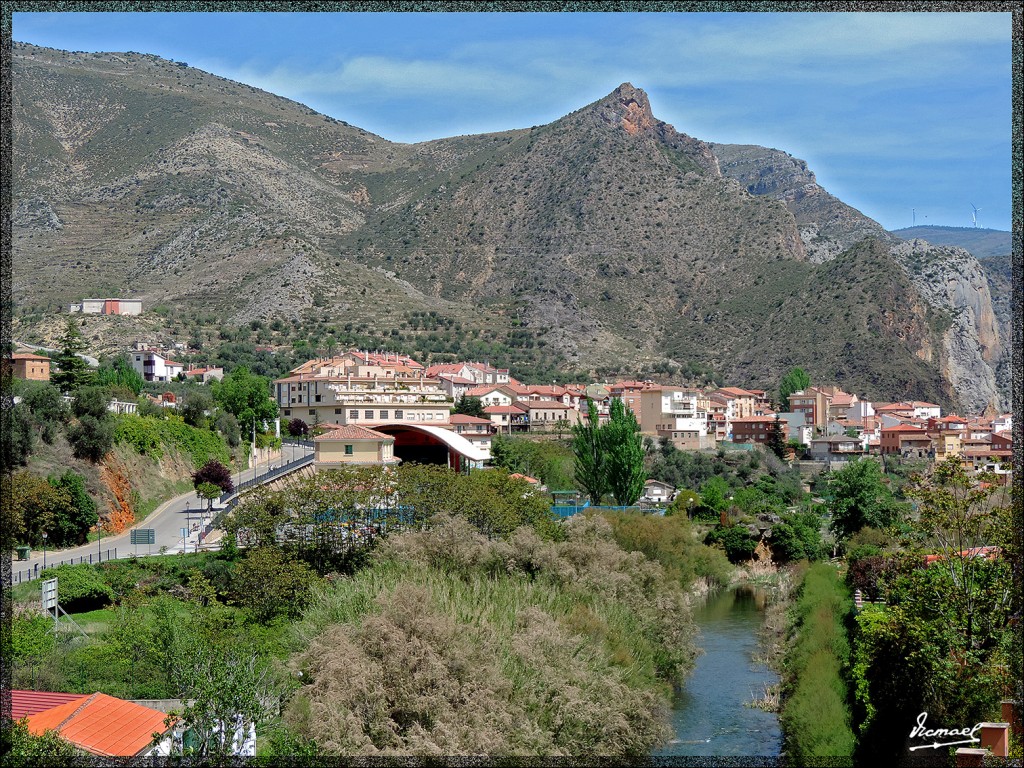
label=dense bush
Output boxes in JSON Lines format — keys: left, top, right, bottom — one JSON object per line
{"left": 114, "top": 414, "right": 230, "bottom": 468}
{"left": 38, "top": 564, "right": 114, "bottom": 613}
{"left": 602, "top": 510, "right": 734, "bottom": 589}
{"left": 703, "top": 524, "right": 758, "bottom": 563}
{"left": 779, "top": 562, "right": 855, "bottom": 762}
{"left": 287, "top": 514, "right": 698, "bottom": 756}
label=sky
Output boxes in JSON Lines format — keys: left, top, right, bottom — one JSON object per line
{"left": 12, "top": 10, "right": 1014, "bottom": 232}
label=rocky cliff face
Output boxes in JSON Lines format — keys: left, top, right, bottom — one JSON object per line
{"left": 711, "top": 143, "right": 893, "bottom": 264}
{"left": 890, "top": 240, "right": 1003, "bottom": 413}
{"left": 712, "top": 142, "right": 1006, "bottom": 412}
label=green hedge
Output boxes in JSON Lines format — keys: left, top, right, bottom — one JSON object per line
{"left": 115, "top": 414, "right": 230, "bottom": 468}
{"left": 779, "top": 562, "right": 856, "bottom": 763}
{"left": 38, "top": 563, "right": 114, "bottom": 613}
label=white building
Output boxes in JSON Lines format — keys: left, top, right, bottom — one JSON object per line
{"left": 131, "top": 350, "right": 185, "bottom": 382}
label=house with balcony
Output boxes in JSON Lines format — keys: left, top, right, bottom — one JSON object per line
{"left": 524, "top": 401, "right": 580, "bottom": 432}
{"left": 131, "top": 350, "right": 184, "bottom": 382}
{"left": 880, "top": 424, "right": 932, "bottom": 458}
{"left": 483, "top": 403, "right": 529, "bottom": 433}
{"left": 732, "top": 416, "right": 781, "bottom": 445}
{"left": 275, "top": 354, "right": 453, "bottom": 428}
{"left": 809, "top": 435, "right": 865, "bottom": 464}
{"left": 447, "top": 414, "right": 495, "bottom": 458}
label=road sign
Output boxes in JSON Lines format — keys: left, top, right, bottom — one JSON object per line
{"left": 131, "top": 528, "right": 155, "bottom": 545}
{"left": 41, "top": 578, "right": 58, "bottom": 612}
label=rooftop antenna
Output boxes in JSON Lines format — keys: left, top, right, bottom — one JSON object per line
{"left": 971, "top": 204, "right": 981, "bottom": 228}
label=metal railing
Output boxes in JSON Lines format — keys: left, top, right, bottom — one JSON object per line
{"left": 219, "top": 448, "right": 314, "bottom": 504}
{"left": 13, "top": 548, "right": 119, "bottom": 585}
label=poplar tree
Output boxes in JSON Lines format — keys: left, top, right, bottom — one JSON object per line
{"left": 571, "top": 400, "right": 608, "bottom": 504}
{"left": 605, "top": 398, "right": 646, "bottom": 506}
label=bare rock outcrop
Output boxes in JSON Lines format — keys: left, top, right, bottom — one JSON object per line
{"left": 890, "top": 239, "right": 1003, "bottom": 413}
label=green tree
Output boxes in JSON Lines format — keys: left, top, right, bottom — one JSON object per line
{"left": 453, "top": 394, "right": 485, "bottom": 418}
{"left": 826, "top": 458, "right": 904, "bottom": 541}
{"left": 96, "top": 355, "right": 145, "bottom": 396}
{"left": 50, "top": 318, "right": 95, "bottom": 393}
{"left": 4, "top": 719, "right": 81, "bottom": 764}
{"left": 23, "top": 383, "right": 68, "bottom": 444}
{"left": 48, "top": 470, "right": 98, "bottom": 546}
{"left": 766, "top": 415, "right": 788, "bottom": 459}
{"left": 8, "top": 471, "right": 75, "bottom": 546}
{"left": 571, "top": 400, "right": 608, "bottom": 504}
{"left": 9, "top": 404, "right": 35, "bottom": 465}
{"left": 604, "top": 397, "right": 646, "bottom": 506}
{"left": 161, "top": 627, "right": 279, "bottom": 761}
{"left": 232, "top": 547, "right": 317, "bottom": 623}
{"left": 211, "top": 366, "right": 278, "bottom": 432}
{"left": 179, "top": 388, "right": 213, "bottom": 428}
{"left": 778, "top": 366, "right": 811, "bottom": 409}
{"left": 66, "top": 387, "right": 115, "bottom": 462}
{"left": 904, "top": 458, "right": 1013, "bottom": 655}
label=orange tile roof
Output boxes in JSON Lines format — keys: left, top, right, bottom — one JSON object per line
{"left": 509, "top": 473, "right": 540, "bottom": 484}
{"left": 12, "top": 353, "right": 51, "bottom": 361}
{"left": 716, "top": 387, "right": 757, "bottom": 398}
{"left": 484, "top": 404, "right": 527, "bottom": 414}
{"left": 26, "top": 692, "right": 170, "bottom": 757}
{"left": 448, "top": 414, "right": 492, "bottom": 424}
{"left": 11, "top": 690, "right": 87, "bottom": 721}
{"left": 315, "top": 425, "right": 392, "bottom": 441}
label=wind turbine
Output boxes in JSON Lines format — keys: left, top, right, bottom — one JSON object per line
{"left": 971, "top": 204, "right": 982, "bottom": 228}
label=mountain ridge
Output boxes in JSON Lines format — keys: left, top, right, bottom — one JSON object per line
{"left": 11, "top": 42, "right": 1009, "bottom": 412}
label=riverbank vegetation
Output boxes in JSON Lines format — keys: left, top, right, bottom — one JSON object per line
{"left": 10, "top": 463, "right": 720, "bottom": 758}
{"left": 778, "top": 562, "right": 856, "bottom": 763}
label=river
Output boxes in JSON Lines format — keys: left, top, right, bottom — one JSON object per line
{"left": 654, "top": 585, "right": 783, "bottom": 758}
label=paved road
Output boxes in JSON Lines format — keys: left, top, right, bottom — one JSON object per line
{"left": 14, "top": 339, "right": 99, "bottom": 367}
{"left": 11, "top": 443, "right": 314, "bottom": 580}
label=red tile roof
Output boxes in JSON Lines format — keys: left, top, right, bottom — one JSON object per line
{"left": 509, "top": 473, "right": 540, "bottom": 485}
{"left": 315, "top": 425, "right": 392, "bottom": 441}
{"left": 484, "top": 405, "right": 527, "bottom": 414}
{"left": 26, "top": 692, "right": 170, "bottom": 757}
{"left": 881, "top": 424, "right": 927, "bottom": 433}
{"left": 448, "top": 414, "right": 493, "bottom": 424}
{"left": 12, "top": 353, "right": 51, "bottom": 361}
{"left": 716, "top": 387, "right": 758, "bottom": 398}
{"left": 11, "top": 690, "right": 87, "bottom": 721}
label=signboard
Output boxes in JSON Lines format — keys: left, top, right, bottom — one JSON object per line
{"left": 41, "top": 578, "right": 58, "bottom": 612}
{"left": 180, "top": 527, "right": 188, "bottom": 539}
{"left": 131, "top": 528, "right": 155, "bottom": 545}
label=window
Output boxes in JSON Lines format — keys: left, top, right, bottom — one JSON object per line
{"left": 335, "top": 408, "right": 342, "bottom": 415}
{"left": 315, "top": 395, "right": 322, "bottom": 402}
{"left": 344, "top": 444, "right": 353, "bottom": 456}
{"left": 349, "top": 410, "right": 358, "bottom": 419}
{"left": 309, "top": 410, "right": 315, "bottom": 416}
{"left": 284, "top": 409, "right": 291, "bottom": 416}
{"left": 364, "top": 410, "right": 373, "bottom": 419}
{"left": 395, "top": 410, "right": 403, "bottom": 419}
{"left": 290, "top": 397, "right": 296, "bottom": 403}
{"left": 379, "top": 410, "right": 388, "bottom": 419}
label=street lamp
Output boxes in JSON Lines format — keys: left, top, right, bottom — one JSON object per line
{"left": 186, "top": 501, "right": 191, "bottom": 543}
{"left": 97, "top": 520, "right": 102, "bottom": 563}
{"left": 41, "top": 532, "right": 47, "bottom": 569}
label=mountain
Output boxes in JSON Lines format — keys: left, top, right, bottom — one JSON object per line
{"left": 10, "top": 43, "right": 1008, "bottom": 412}
{"left": 890, "top": 226, "right": 1011, "bottom": 260}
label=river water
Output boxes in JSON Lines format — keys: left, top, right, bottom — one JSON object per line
{"left": 654, "top": 586, "right": 783, "bottom": 758}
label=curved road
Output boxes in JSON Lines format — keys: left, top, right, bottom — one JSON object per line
{"left": 11, "top": 443, "right": 314, "bottom": 581}
{"left": 13, "top": 339, "right": 99, "bottom": 368}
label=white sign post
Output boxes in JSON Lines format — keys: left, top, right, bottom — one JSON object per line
{"left": 41, "top": 578, "right": 58, "bottom": 626}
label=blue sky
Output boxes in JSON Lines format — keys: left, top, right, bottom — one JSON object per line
{"left": 12, "top": 10, "right": 1013, "bottom": 232}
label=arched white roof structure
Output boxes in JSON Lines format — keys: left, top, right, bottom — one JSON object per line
{"left": 374, "top": 423, "right": 490, "bottom": 463}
